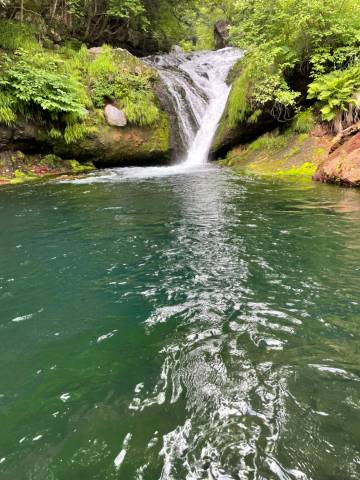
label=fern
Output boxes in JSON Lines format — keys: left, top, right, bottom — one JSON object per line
{"left": 0, "top": 51, "right": 85, "bottom": 122}
{"left": 121, "top": 92, "right": 159, "bottom": 126}
{"left": 48, "top": 128, "right": 63, "bottom": 139}
{"left": 308, "top": 64, "right": 360, "bottom": 130}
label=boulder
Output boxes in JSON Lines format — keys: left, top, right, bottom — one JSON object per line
{"left": 104, "top": 104, "right": 127, "bottom": 127}
{"left": 0, "top": 110, "right": 171, "bottom": 167}
{"left": 52, "top": 111, "right": 171, "bottom": 167}
{"left": 214, "top": 21, "right": 230, "bottom": 50}
{"left": 314, "top": 131, "right": 360, "bottom": 186}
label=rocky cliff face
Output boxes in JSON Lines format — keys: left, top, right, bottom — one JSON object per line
{"left": 314, "top": 124, "right": 360, "bottom": 187}
{"left": 0, "top": 112, "right": 170, "bottom": 164}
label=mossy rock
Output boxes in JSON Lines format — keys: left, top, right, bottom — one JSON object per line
{"left": 52, "top": 111, "right": 171, "bottom": 166}
{"left": 222, "top": 129, "right": 331, "bottom": 181}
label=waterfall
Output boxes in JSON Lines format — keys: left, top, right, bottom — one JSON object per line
{"left": 66, "top": 48, "right": 242, "bottom": 184}
{"left": 147, "top": 47, "right": 242, "bottom": 168}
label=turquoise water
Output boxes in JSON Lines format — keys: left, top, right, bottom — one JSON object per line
{"left": 0, "top": 165, "right": 359, "bottom": 479}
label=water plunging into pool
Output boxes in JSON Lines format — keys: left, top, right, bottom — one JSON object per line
{"left": 147, "top": 47, "right": 242, "bottom": 167}
{"left": 70, "top": 48, "right": 241, "bottom": 183}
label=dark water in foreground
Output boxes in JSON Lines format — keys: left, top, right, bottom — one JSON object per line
{"left": 0, "top": 165, "right": 359, "bottom": 480}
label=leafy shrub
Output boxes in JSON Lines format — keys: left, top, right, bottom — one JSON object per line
{"left": 228, "top": 0, "right": 360, "bottom": 127}
{"left": 308, "top": 65, "right": 360, "bottom": 129}
{"left": 0, "top": 50, "right": 85, "bottom": 120}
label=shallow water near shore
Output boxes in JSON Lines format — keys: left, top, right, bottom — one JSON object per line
{"left": 0, "top": 164, "right": 360, "bottom": 479}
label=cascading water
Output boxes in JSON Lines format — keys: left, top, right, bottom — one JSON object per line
{"left": 147, "top": 48, "right": 242, "bottom": 167}
{"left": 67, "top": 48, "right": 242, "bottom": 183}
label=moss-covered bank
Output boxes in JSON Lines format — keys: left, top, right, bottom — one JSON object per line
{"left": 220, "top": 129, "right": 331, "bottom": 181}
{"left": 0, "top": 151, "right": 95, "bottom": 185}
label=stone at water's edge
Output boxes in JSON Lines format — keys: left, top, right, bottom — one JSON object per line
{"left": 104, "top": 104, "right": 127, "bottom": 127}
{"left": 314, "top": 131, "right": 360, "bottom": 186}
{"left": 0, "top": 151, "right": 95, "bottom": 185}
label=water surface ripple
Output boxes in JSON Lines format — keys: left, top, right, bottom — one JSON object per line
{"left": 0, "top": 166, "right": 359, "bottom": 479}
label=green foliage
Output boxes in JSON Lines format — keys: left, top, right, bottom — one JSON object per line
{"left": 247, "top": 131, "right": 290, "bottom": 153}
{"left": 107, "top": 0, "right": 146, "bottom": 20}
{"left": 85, "top": 46, "right": 160, "bottom": 126}
{"left": 308, "top": 65, "right": 360, "bottom": 122}
{"left": 0, "top": 35, "right": 161, "bottom": 140}
{"left": 0, "top": 20, "right": 39, "bottom": 51}
{"left": 48, "top": 128, "right": 63, "bottom": 139}
{"left": 64, "top": 123, "right": 93, "bottom": 144}
{"left": 0, "top": 50, "right": 85, "bottom": 121}
{"left": 0, "top": 91, "right": 16, "bottom": 125}
{"left": 121, "top": 90, "right": 159, "bottom": 126}
{"left": 228, "top": 0, "right": 360, "bottom": 127}
{"left": 292, "top": 109, "right": 315, "bottom": 133}
{"left": 227, "top": 68, "right": 251, "bottom": 127}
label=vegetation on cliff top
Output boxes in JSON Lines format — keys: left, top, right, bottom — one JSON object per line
{"left": 225, "top": 0, "right": 360, "bottom": 134}
{"left": 0, "top": 20, "right": 162, "bottom": 146}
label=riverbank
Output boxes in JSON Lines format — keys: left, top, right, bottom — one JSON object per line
{"left": 218, "top": 123, "right": 360, "bottom": 187}
{"left": 220, "top": 129, "right": 329, "bottom": 179}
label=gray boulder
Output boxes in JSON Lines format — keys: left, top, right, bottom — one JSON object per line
{"left": 214, "top": 20, "right": 230, "bottom": 50}
{"left": 104, "top": 104, "right": 127, "bottom": 127}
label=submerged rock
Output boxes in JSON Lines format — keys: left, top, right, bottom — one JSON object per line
{"left": 104, "top": 104, "right": 127, "bottom": 127}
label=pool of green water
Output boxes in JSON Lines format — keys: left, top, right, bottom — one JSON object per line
{"left": 0, "top": 165, "right": 359, "bottom": 479}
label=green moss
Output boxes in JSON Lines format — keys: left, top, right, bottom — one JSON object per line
{"left": 222, "top": 128, "right": 325, "bottom": 182}
{"left": 274, "top": 162, "right": 317, "bottom": 176}
{"left": 152, "top": 112, "right": 170, "bottom": 151}
{"left": 39, "top": 154, "right": 62, "bottom": 168}
{"left": 227, "top": 67, "right": 251, "bottom": 128}
{"left": 67, "top": 160, "right": 95, "bottom": 172}
{"left": 11, "top": 169, "right": 38, "bottom": 185}
{"left": 282, "top": 146, "right": 301, "bottom": 162}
